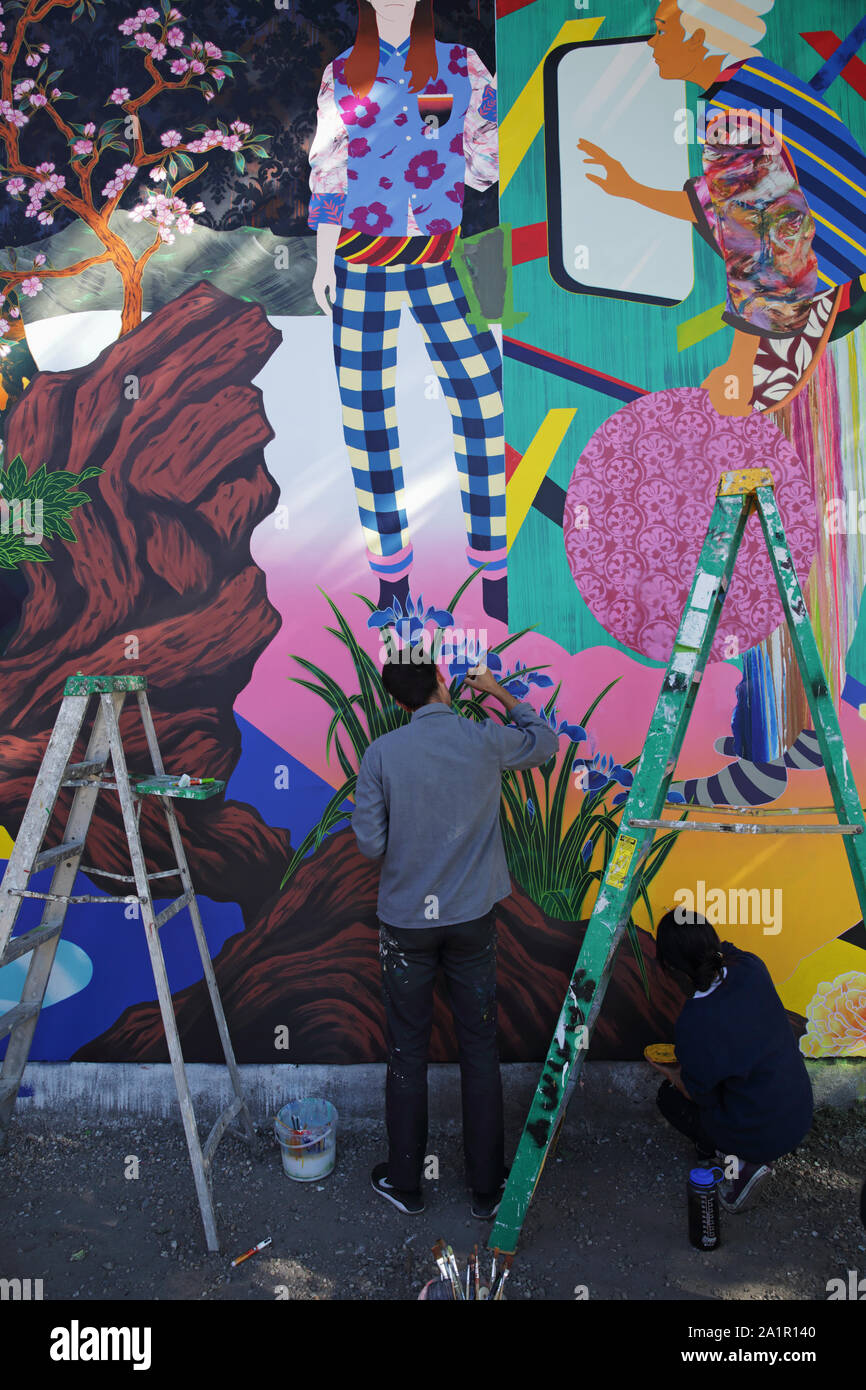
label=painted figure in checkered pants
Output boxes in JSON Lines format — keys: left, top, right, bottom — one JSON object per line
{"left": 309, "top": 0, "right": 507, "bottom": 622}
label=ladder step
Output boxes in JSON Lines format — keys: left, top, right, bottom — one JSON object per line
{"left": 0, "top": 1001, "right": 40, "bottom": 1039}
{"left": 0, "top": 921, "right": 63, "bottom": 966}
{"left": 62, "top": 759, "right": 106, "bottom": 785}
{"left": 630, "top": 819, "right": 862, "bottom": 835}
{"left": 33, "top": 838, "right": 87, "bottom": 872}
{"left": 154, "top": 889, "right": 194, "bottom": 929}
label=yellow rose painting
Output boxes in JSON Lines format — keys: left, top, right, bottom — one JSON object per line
{"left": 800, "top": 973, "right": 866, "bottom": 1058}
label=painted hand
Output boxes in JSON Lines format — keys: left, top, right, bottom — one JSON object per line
{"left": 702, "top": 360, "right": 754, "bottom": 417}
{"left": 312, "top": 262, "right": 337, "bottom": 317}
{"left": 578, "top": 139, "right": 635, "bottom": 199}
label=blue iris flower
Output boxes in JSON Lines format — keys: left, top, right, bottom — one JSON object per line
{"left": 574, "top": 750, "right": 634, "bottom": 796}
{"left": 367, "top": 592, "right": 454, "bottom": 645}
{"left": 500, "top": 659, "right": 555, "bottom": 699}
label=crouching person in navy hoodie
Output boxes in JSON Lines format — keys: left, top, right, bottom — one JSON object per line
{"left": 649, "top": 909, "right": 813, "bottom": 1212}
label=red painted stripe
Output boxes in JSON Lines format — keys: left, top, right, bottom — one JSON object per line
{"left": 505, "top": 442, "right": 522, "bottom": 483}
{"left": 801, "top": 30, "right": 866, "bottom": 100}
{"left": 496, "top": 0, "right": 541, "bottom": 16}
{"left": 512, "top": 221, "right": 548, "bottom": 265}
{"left": 503, "top": 337, "right": 648, "bottom": 396}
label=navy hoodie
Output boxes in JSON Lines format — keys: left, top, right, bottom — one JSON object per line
{"left": 675, "top": 943, "right": 813, "bottom": 1163}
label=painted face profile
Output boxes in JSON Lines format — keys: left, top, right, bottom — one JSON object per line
{"left": 647, "top": 0, "right": 703, "bottom": 81}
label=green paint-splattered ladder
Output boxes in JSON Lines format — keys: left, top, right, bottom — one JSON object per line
{"left": 489, "top": 468, "right": 866, "bottom": 1257}
{"left": 0, "top": 674, "right": 257, "bottom": 1252}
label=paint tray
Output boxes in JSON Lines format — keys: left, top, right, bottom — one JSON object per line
{"left": 132, "top": 774, "right": 225, "bottom": 800}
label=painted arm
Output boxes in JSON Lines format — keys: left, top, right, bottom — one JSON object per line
{"left": 463, "top": 48, "right": 498, "bottom": 192}
{"left": 577, "top": 139, "right": 696, "bottom": 222}
{"left": 308, "top": 62, "right": 346, "bottom": 316}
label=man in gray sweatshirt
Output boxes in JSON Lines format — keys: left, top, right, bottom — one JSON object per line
{"left": 352, "top": 648, "right": 559, "bottom": 1218}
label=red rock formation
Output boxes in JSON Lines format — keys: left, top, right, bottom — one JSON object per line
{"left": 0, "top": 282, "right": 288, "bottom": 912}
{"left": 75, "top": 826, "right": 695, "bottom": 1063}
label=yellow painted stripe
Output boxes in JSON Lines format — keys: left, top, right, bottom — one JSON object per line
{"left": 809, "top": 208, "right": 866, "bottom": 261}
{"left": 500, "top": 16, "right": 604, "bottom": 195}
{"left": 507, "top": 407, "right": 576, "bottom": 548}
{"left": 779, "top": 937, "right": 866, "bottom": 1030}
{"left": 0, "top": 825, "right": 13, "bottom": 858}
{"left": 739, "top": 64, "right": 843, "bottom": 121}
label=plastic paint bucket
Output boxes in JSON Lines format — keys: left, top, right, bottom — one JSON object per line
{"left": 274, "top": 1099, "right": 337, "bottom": 1181}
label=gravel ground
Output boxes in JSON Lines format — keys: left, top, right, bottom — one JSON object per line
{"left": 1, "top": 1101, "right": 864, "bottom": 1301}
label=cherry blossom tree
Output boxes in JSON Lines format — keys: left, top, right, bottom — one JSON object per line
{"left": 0, "top": 0, "right": 271, "bottom": 343}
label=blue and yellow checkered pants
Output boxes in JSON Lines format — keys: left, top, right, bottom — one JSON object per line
{"left": 332, "top": 257, "right": 506, "bottom": 582}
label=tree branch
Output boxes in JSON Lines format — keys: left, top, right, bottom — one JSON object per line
{"left": 0, "top": 247, "right": 113, "bottom": 282}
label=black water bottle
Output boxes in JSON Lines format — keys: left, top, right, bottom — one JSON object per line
{"left": 687, "top": 1167, "right": 721, "bottom": 1250}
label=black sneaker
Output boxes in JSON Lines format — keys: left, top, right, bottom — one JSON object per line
{"left": 718, "top": 1159, "right": 773, "bottom": 1213}
{"left": 371, "top": 1162, "right": 425, "bottom": 1214}
{"left": 471, "top": 1179, "right": 506, "bottom": 1220}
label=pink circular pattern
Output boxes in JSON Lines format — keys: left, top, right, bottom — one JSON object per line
{"left": 563, "top": 388, "right": 817, "bottom": 662}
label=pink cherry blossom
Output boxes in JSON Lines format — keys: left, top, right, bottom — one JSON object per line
{"left": 0, "top": 319, "right": 8, "bottom": 335}
{"left": 135, "top": 32, "right": 156, "bottom": 50}
{"left": 13, "top": 79, "right": 34, "bottom": 97}
{"left": 167, "top": 26, "right": 184, "bottom": 45}
{"left": 176, "top": 212, "right": 193, "bottom": 233}
{"left": 6, "top": 176, "right": 24, "bottom": 193}
{"left": 160, "top": 130, "right": 182, "bottom": 147}
{"left": 110, "top": 87, "right": 131, "bottom": 104}
{"left": 211, "top": 68, "right": 225, "bottom": 82}
{"left": 34, "top": 253, "right": 46, "bottom": 266}
{"left": 73, "top": 139, "right": 94, "bottom": 154}
{"left": 139, "top": 6, "right": 160, "bottom": 21}
{"left": 204, "top": 41, "right": 221, "bottom": 58}
{"left": 9, "top": 307, "right": 20, "bottom": 319}
{"left": 170, "top": 59, "right": 188, "bottom": 74}
{"left": 84, "top": 122, "right": 96, "bottom": 136}
{"left": 190, "top": 59, "right": 205, "bottom": 75}
{"left": 230, "top": 120, "right": 251, "bottom": 135}
{"left": 36, "top": 162, "right": 55, "bottom": 174}
{"left": 20, "top": 276, "right": 42, "bottom": 296}
{"left": 151, "top": 41, "right": 167, "bottom": 59}
{"left": 150, "top": 166, "right": 167, "bottom": 181}
{"left": 221, "top": 133, "right": 242, "bottom": 151}
{"left": 30, "top": 93, "right": 47, "bottom": 107}
{"left": 119, "top": 17, "right": 143, "bottom": 36}
{"left": 25, "top": 53, "right": 39, "bottom": 67}
{"left": 37, "top": 210, "right": 53, "bottom": 225}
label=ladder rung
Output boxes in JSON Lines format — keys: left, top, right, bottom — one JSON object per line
{"left": 33, "top": 838, "right": 86, "bottom": 873}
{"left": 1, "top": 921, "right": 63, "bottom": 966}
{"left": 82, "top": 865, "right": 182, "bottom": 884}
{"left": 630, "top": 819, "right": 863, "bottom": 835}
{"left": 154, "top": 889, "right": 194, "bottom": 929}
{"left": 0, "top": 1001, "right": 40, "bottom": 1039}
{"left": 202, "top": 1096, "right": 244, "bottom": 1171}
{"left": 62, "top": 759, "right": 105, "bottom": 784}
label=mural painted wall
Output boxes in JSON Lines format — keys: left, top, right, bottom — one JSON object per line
{"left": 0, "top": 0, "right": 865, "bottom": 1069}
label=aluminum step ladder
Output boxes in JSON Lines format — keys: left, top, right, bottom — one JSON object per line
{"left": 489, "top": 468, "right": 866, "bottom": 1256}
{"left": 0, "top": 673, "right": 257, "bottom": 1252}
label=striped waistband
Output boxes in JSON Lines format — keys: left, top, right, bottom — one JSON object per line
{"left": 336, "top": 228, "right": 459, "bottom": 266}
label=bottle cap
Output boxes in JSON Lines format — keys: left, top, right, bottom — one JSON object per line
{"left": 689, "top": 1167, "right": 717, "bottom": 1186}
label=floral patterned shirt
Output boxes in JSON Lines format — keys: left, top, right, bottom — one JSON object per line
{"left": 308, "top": 37, "right": 498, "bottom": 237}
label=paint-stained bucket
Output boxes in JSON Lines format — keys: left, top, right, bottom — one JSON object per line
{"left": 274, "top": 1099, "right": 337, "bottom": 1181}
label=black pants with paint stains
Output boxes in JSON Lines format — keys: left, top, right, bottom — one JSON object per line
{"left": 379, "top": 910, "right": 505, "bottom": 1194}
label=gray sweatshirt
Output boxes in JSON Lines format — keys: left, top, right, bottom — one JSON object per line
{"left": 351, "top": 699, "right": 560, "bottom": 928}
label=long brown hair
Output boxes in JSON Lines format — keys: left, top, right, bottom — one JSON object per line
{"left": 344, "top": 0, "right": 438, "bottom": 99}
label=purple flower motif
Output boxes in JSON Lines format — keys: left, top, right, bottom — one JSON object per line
{"left": 348, "top": 169, "right": 358, "bottom": 180}
{"left": 348, "top": 201, "right": 393, "bottom": 234}
{"left": 338, "top": 94, "right": 380, "bottom": 129}
{"left": 405, "top": 150, "right": 446, "bottom": 189}
{"left": 424, "top": 78, "right": 448, "bottom": 94}
{"left": 333, "top": 57, "right": 347, "bottom": 85}
{"left": 448, "top": 44, "right": 468, "bottom": 77}
{"left": 348, "top": 137, "right": 370, "bottom": 157}
{"left": 394, "top": 112, "right": 408, "bottom": 126}
{"left": 426, "top": 218, "right": 453, "bottom": 233}
{"left": 379, "top": 176, "right": 393, "bottom": 190}
{"left": 445, "top": 181, "right": 464, "bottom": 206}
{"left": 449, "top": 132, "right": 464, "bottom": 155}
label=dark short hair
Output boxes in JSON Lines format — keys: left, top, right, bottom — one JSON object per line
{"left": 381, "top": 647, "right": 438, "bottom": 711}
{"left": 655, "top": 909, "right": 725, "bottom": 994}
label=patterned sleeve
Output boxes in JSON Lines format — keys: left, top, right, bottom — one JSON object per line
{"left": 308, "top": 62, "right": 347, "bottom": 229}
{"left": 463, "top": 47, "right": 498, "bottom": 192}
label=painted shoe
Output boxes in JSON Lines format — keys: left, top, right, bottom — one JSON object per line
{"left": 718, "top": 1160, "right": 774, "bottom": 1212}
{"left": 371, "top": 1162, "right": 425, "bottom": 1215}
